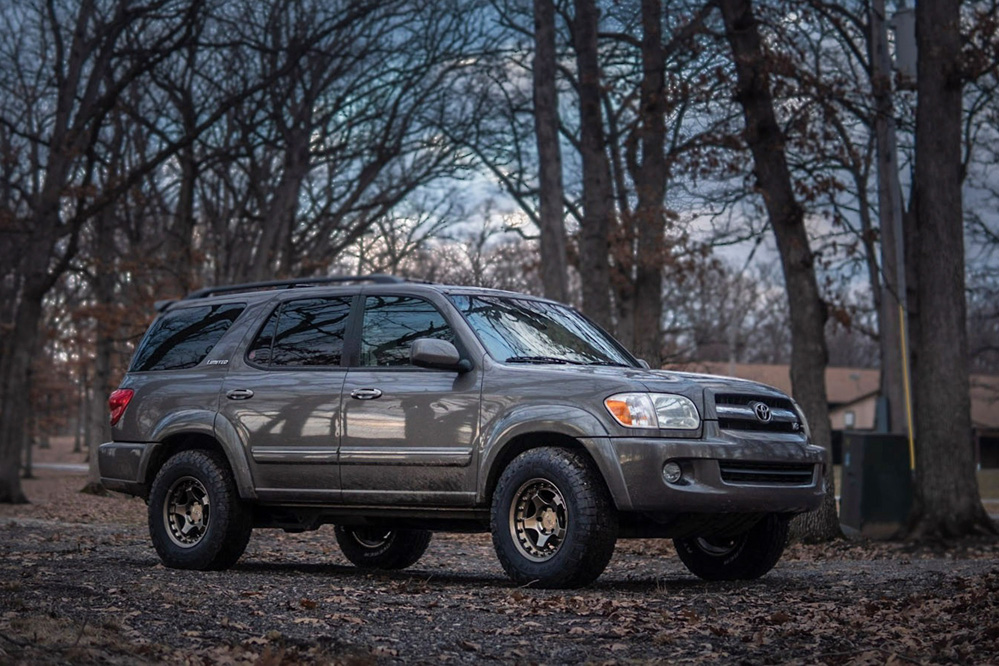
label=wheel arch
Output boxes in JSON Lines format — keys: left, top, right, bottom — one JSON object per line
{"left": 144, "top": 430, "right": 255, "bottom": 500}
{"left": 480, "top": 431, "right": 632, "bottom": 511}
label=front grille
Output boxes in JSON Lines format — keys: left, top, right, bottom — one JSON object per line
{"left": 719, "top": 462, "right": 815, "bottom": 485}
{"left": 715, "top": 394, "right": 794, "bottom": 410}
{"left": 718, "top": 419, "right": 800, "bottom": 433}
{"left": 714, "top": 393, "right": 802, "bottom": 434}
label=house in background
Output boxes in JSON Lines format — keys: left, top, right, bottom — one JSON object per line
{"left": 672, "top": 362, "right": 999, "bottom": 468}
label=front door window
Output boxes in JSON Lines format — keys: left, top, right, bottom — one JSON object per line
{"left": 359, "top": 295, "right": 454, "bottom": 367}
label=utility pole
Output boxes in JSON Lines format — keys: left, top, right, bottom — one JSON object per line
{"left": 870, "top": 0, "right": 915, "bottom": 466}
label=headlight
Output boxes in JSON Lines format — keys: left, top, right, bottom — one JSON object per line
{"left": 604, "top": 393, "right": 700, "bottom": 430}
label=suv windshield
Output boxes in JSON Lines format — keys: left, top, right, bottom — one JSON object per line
{"left": 449, "top": 295, "right": 635, "bottom": 367}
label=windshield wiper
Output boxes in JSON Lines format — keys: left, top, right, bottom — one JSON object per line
{"left": 505, "top": 355, "right": 585, "bottom": 365}
{"left": 586, "top": 360, "right": 632, "bottom": 367}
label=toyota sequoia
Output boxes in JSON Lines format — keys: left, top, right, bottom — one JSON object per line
{"left": 99, "top": 275, "right": 826, "bottom": 588}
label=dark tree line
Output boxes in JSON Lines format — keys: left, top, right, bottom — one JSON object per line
{"left": 0, "top": 0, "right": 494, "bottom": 501}
{"left": 2, "top": 0, "right": 997, "bottom": 542}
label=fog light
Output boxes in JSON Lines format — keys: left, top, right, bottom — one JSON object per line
{"left": 662, "top": 461, "right": 683, "bottom": 484}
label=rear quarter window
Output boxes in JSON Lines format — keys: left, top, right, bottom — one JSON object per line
{"left": 130, "top": 303, "right": 245, "bottom": 372}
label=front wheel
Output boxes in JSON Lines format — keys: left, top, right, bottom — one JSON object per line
{"left": 491, "top": 448, "right": 617, "bottom": 589}
{"left": 334, "top": 526, "right": 432, "bottom": 570}
{"left": 673, "top": 513, "right": 790, "bottom": 581}
{"left": 148, "top": 449, "right": 252, "bottom": 570}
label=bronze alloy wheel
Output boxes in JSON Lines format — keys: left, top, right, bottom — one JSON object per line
{"left": 163, "top": 475, "right": 211, "bottom": 548}
{"left": 508, "top": 477, "right": 568, "bottom": 562}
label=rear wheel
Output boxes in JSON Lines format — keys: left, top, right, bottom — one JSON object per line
{"left": 148, "top": 449, "right": 251, "bottom": 570}
{"left": 673, "top": 514, "right": 790, "bottom": 581}
{"left": 491, "top": 447, "right": 617, "bottom": 589}
{"left": 334, "top": 526, "right": 432, "bottom": 570}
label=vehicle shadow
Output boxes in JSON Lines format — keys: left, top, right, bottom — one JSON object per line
{"left": 130, "top": 556, "right": 811, "bottom": 594}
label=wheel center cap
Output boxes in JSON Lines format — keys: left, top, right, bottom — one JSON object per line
{"left": 541, "top": 509, "right": 557, "bottom": 532}
{"left": 189, "top": 504, "right": 204, "bottom": 523}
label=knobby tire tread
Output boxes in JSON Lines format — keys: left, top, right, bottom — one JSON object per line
{"left": 148, "top": 449, "right": 251, "bottom": 571}
{"left": 491, "top": 447, "right": 617, "bottom": 589}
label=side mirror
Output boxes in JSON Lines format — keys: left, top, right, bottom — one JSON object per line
{"left": 638, "top": 359, "right": 651, "bottom": 370}
{"left": 411, "top": 338, "right": 471, "bottom": 373}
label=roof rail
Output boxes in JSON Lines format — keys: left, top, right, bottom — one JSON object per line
{"left": 183, "top": 274, "right": 406, "bottom": 300}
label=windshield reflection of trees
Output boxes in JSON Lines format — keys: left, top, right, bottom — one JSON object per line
{"left": 455, "top": 296, "right": 628, "bottom": 365}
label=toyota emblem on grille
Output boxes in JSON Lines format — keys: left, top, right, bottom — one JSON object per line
{"left": 752, "top": 401, "right": 772, "bottom": 422}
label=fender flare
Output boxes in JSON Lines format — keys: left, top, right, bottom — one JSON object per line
{"left": 477, "top": 404, "right": 633, "bottom": 510}
{"left": 150, "top": 409, "right": 256, "bottom": 499}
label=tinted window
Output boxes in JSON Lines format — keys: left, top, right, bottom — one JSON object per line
{"left": 450, "top": 295, "right": 634, "bottom": 366}
{"left": 360, "top": 296, "right": 454, "bottom": 367}
{"left": 247, "top": 297, "right": 351, "bottom": 367}
{"left": 131, "top": 303, "right": 245, "bottom": 372}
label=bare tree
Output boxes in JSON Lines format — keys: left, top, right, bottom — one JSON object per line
{"left": 0, "top": 0, "right": 204, "bottom": 503}
{"left": 573, "top": 0, "right": 615, "bottom": 329}
{"left": 533, "top": 0, "right": 571, "bottom": 302}
{"left": 629, "top": 0, "right": 668, "bottom": 365}
{"left": 906, "top": 0, "right": 996, "bottom": 538}
{"left": 718, "top": 0, "right": 840, "bottom": 541}
{"left": 662, "top": 259, "right": 793, "bottom": 365}
{"left": 195, "top": 0, "right": 486, "bottom": 285}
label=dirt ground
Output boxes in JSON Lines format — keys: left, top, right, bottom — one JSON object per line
{"left": 1, "top": 442, "right": 998, "bottom": 665}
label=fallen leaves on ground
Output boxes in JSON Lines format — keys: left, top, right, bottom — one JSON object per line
{"left": 1, "top": 451, "right": 997, "bottom": 664}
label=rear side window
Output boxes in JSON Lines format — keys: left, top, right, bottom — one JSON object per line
{"left": 130, "top": 303, "right": 245, "bottom": 372}
{"left": 247, "top": 297, "right": 352, "bottom": 367}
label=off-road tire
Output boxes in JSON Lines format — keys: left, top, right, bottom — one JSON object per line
{"left": 334, "top": 526, "right": 432, "bottom": 570}
{"left": 674, "top": 513, "right": 790, "bottom": 581}
{"left": 491, "top": 447, "right": 617, "bottom": 589}
{"left": 148, "top": 449, "right": 252, "bottom": 571}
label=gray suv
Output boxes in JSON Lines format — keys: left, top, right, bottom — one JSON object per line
{"left": 99, "top": 275, "right": 826, "bottom": 588}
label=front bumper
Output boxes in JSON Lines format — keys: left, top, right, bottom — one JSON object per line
{"left": 585, "top": 432, "right": 827, "bottom": 514}
{"left": 98, "top": 441, "right": 160, "bottom": 497}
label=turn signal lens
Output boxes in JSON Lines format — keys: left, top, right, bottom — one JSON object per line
{"left": 108, "top": 389, "right": 134, "bottom": 426}
{"left": 604, "top": 393, "right": 657, "bottom": 428}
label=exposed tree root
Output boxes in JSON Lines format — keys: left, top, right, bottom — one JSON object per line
{"left": 79, "top": 482, "right": 112, "bottom": 497}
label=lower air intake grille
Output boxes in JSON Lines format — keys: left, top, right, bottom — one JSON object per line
{"left": 719, "top": 462, "right": 815, "bottom": 485}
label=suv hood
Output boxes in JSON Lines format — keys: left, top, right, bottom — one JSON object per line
{"left": 503, "top": 364, "right": 791, "bottom": 403}
{"left": 637, "top": 370, "right": 791, "bottom": 400}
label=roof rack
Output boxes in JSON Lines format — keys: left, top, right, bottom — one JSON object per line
{"left": 183, "top": 274, "right": 406, "bottom": 300}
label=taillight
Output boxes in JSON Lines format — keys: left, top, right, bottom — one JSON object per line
{"left": 108, "top": 389, "right": 134, "bottom": 426}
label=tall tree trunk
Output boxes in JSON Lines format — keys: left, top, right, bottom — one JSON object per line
{"left": 166, "top": 142, "right": 199, "bottom": 294}
{"left": 719, "top": 0, "right": 840, "bottom": 541}
{"left": 631, "top": 0, "right": 667, "bottom": 366}
{"left": 24, "top": 408, "right": 34, "bottom": 479}
{"left": 0, "top": 279, "right": 46, "bottom": 504}
{"left": 869, "top": 0, "right": 908, "bottom": 433}
{"left": 248, "top": 128, "right": 311, "bottom": 282}
{"left": 74, "top": 372, "right": 85, "bottom": 454}
{"left": 906, "top": 0, "right": 995, "bottom": 539}
{"left": 573, "top": 0, "right": 614, "bottom": 331}
{"left": 533, "top": 0, "right": 570, "bottom": 304}
{"left": 84, "top": 212, "right": 116, "bottom": 492}
{"left": 165, "top": 42, "right": 206, "bottom": 295}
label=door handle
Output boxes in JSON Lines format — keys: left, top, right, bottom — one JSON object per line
{"left": 350, "top": 388, "right": 383, "bottom": 400}
{"left": 226, "top": 389, "right": 254, "bottom": 400}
